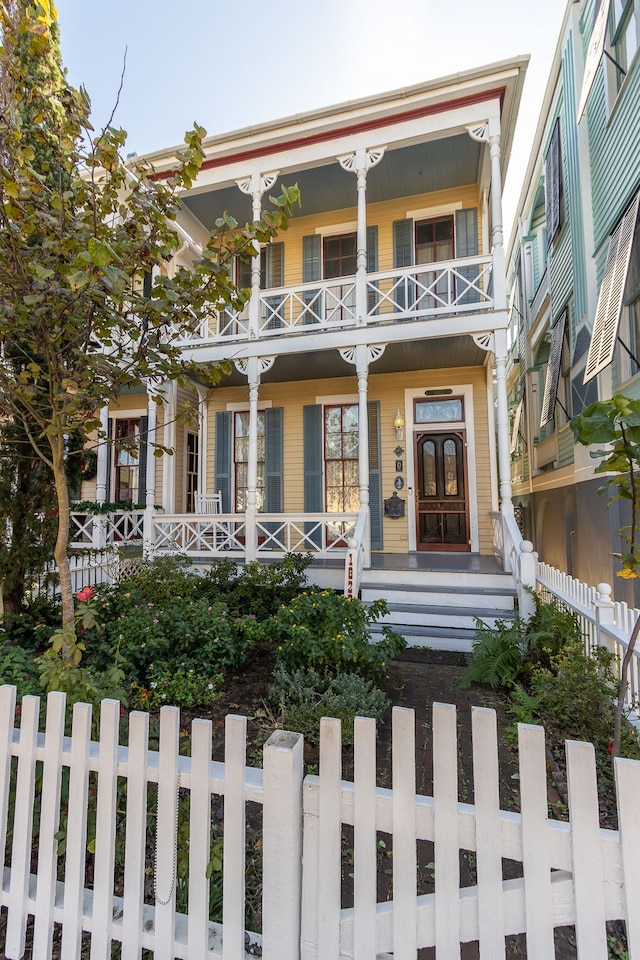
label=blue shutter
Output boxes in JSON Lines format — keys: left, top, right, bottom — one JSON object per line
{"left": 393, "top": 219, "right": 414, "bottom": 311}
{"left": 265, "top": 407, "right": 283, "bottom": 512}
{"left": 264, "top": 243, "right": 285, "bottom": 330}
{"left": 215, "top": 411, "right": 233, "bottom": 512}
{"left": 367, "top": 401, "right": 383, "bottom": 550}
{"left": 455, "top": 208, "right": 479, "bottom": 304}
{"left": 302, "top": 235, "right": 322, "bottom": 324}
{"left": 303, "top": 404, "right": 323, "bottom": 547}
{"left": 138, "top": 415, "right": 148, "bottom": 505}
{"left": 105, "top": 418, "right": 113, "bottom": 502}
{"left": 366, "top": 225, "right": 379, "bottom": 316}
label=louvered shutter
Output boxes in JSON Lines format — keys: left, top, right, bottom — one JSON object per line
{"left": 105, "top": 417, "right": 113, "bottom": 502}
{"left": 142, "top": 272, "right": 152, "bottom": 299}
{"left": 540, "top": 309, "right": 568, "bottom": 427}
{"left": 265, "top": 408, "right": 283, "bottom": 512}
{"left": 455, "top": 208, "right": 479, "bottom": 304}
{"left": 510, "top": 383, "right": 525, "bottom": 455}
{"left": 303, "top": 404, "right": 323, "bottom": 547}
{"left": 366, "top": 225, "right": 379, "bottom": 316}
{"left": 264, "top": 243, "right": 285, "bottom": 329}
{"left": 138, "top": 416, "right": 148, "bottom": 504}
{"left": 545, "top": 120, "right": 562, "bottom": 245}
{"left": 583, "top": 193, "right": 640, "bottom": 383}
{"left": 302, "top": 235, "right": 322, "bottom": 323}
{"left": 393, "top": 219, "right": 414, "bottom": 311}
{"left": 367, "top": 400, "right": 383, "bottom": 550}
{"left": 215, "top": 411, "right": 233, "bottom": 512}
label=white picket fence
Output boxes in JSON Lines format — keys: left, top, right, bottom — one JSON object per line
{"left": 536, "top": 560, "right": 640, "bottom": 726}
{"left": 2, "top": 686, "right": 640, "bottom": 959}
{"left": 30, "top": 550, "right": 119, "bottom": 599}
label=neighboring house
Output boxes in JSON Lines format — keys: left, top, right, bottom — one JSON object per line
{"left": 505, "top": 0, "right": 640, "bottom": 603}
{"left": 74, "top": 60, "right": 530, "bottom": 644}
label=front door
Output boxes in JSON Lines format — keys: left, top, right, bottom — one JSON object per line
{"left": 415, "top": 431, "right": 469, "bottom": 551}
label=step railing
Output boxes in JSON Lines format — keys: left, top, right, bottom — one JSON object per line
{"left": 490, "top": 508, "right": 536, "bottom": 619}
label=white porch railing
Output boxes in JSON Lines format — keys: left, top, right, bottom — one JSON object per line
{"left": 3, "top": 688, "right": 640, "bottom": 959}
{"left": 152, "top": 512, "right": 357, "bottom": 560}
{"left": 70, "top": 509, "right": 145, "bottom": 549}
{"left": 536, "top": 561, "right": 640, "bottom": 728}
{"left": 29, "top": 550, "right": 118, "bottom": 598}
{"left": 170, "top": 256, "right": 495, "bottom": 345}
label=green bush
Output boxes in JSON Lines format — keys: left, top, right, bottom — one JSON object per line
{"left": 269, "top": 590, "right": 405, "bottom": 677}
{"left": 130, "top": 663, "right": 224, "bottom": 709}
{"left": 0, "top": 644, "right": 41, "bottom": 697}
{"left": 200, "top": 553, "right": 313, "bottom": 619}
{"left": 459, "top": 616, "right": 525, "bottom": 690}
{"left": 269, "top": 664, "right": 390, "bottom": 744}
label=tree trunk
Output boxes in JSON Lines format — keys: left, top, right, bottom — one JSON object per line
{"left": 49, "top": 436, "right": 75, "bottom": 640}
{"left": 612, "top": 611, "right": 640, "bottom": 762}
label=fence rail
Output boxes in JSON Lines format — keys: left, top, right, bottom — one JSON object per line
{"left": 30, "top": 550, "right": 118, "bottom": 598}
{"left": 2, "top": 686, "right": 640, "bottom": 959}
{"left": 537, "top": 560, "right": 640, "bottom": 727}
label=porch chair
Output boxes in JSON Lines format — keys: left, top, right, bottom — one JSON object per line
{"left": 194, "top": 491, "right": 222, "bottom": 515}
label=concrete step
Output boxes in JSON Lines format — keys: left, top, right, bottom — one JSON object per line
{"left": 370, "top": 622, "right": 477, "bottom": 653}
{"left": 361, "top": 567, "right": 514, "bottom": 591}
{"left": 379, "top": 602, "right": 516, "bottom": 631}
{"left": 361, "top": 582, "right": 516, "bottom": 611}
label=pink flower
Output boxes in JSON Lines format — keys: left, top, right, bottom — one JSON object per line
{"left": 76, "top": 586, "right": 95, "bottom": 602}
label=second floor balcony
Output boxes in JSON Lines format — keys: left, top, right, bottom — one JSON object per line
{"left": 173, "top": 254, "right": 497, "bottom": 346}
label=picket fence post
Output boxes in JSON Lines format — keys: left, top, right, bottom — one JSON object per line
{"left": 262, "top": 728, "right": 304, "bottom": 960}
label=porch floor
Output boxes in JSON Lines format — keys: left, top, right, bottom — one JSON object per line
{"left": 310, "top": 551, "right": 504, "bottom": 575}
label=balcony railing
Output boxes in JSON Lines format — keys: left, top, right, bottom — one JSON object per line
{"left": 172, "top": 256, "right": 495, "bottom": 344}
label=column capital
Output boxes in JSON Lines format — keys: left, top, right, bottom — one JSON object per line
{"left": 236, "top": 171, "right": 280, "bottom": 197}
{"left": 234, "top": 356, "right": 275, "bottom": 379}
{"left": 467, "top": 122, "right": 489, "bottom": 143}
{"left": 339, "top": 344, "right": 386, "bottom": 367}
{"left": 473, "top": 332, "right": 495, "bottom": 353}
{"left": 337, "top": 146, "right": 386, "bottom": 175}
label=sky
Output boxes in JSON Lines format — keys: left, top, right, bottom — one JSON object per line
{"left": 54, "top": 0, "right": 569, "bottom": 241}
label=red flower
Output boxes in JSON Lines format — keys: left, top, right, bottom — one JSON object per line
{"left": 76, "top": 586, "right": 95, "bottom": 602}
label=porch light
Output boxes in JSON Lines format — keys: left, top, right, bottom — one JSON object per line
{"left": 393, "top": 409, "right": 405, "bottom": 441}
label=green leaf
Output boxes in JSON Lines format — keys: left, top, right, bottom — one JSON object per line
{"left": 87, "top": 237, "right": 113, "bottom": 267}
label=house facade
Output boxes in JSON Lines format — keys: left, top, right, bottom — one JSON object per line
{"left": 75, "top": 60, "right": 529, "bottom": 603}
{"left": 506, "top": 0, "right": 640, "bottom": 602}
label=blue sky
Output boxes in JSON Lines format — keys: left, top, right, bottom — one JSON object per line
{"left": 54, "top": 0, "right": 568, "bottom": 236}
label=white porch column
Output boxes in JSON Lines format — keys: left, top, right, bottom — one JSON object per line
{"left": 161, "top": 381, "right": 177, "bottom": 515}
{"left": 237, "top": 172, "right": 280, "bottom": 339}
{"left": 235, "top": 356, "right": 275, "bottom": 562}
{"left": 494, "top": 329, "right": 513, "bottom": 511}
{"left": 92, "top": 405, "right": 110, "bottom": 550}
{"left": 468, "top": 118, "right": 506, "bottom": 312}
{"left": 196, "top": 385, "right": 208, "bottom": 501}
{"left": 338, "top": 147, "right": 385, "bottom": 324}
{"left": 143, "top": 387, "right": 158, "bottom": 554}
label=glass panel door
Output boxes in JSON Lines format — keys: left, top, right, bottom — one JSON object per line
{"left": 415, "top": 431, "right": 469, "bottom": 551}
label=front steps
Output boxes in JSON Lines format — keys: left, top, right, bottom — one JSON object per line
{"left": 361, "top": 565, "right": 518, "bottom": 654}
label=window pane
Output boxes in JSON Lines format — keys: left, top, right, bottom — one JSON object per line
{"left": 326, "top": 461, "right": 343, "bottom": 486}
{"left": 325, "top": 406, "right": 342, "bottom": 433}
{"left": 415, "top": 399, "right": 463, "bottom": 423}
{"left": 423, "top": 441, "right": 436, "bottom": 497}
{"left": 342, "top": 405, "right": 359, "bottom": 431}
{"left": 343, "top": 432, "right": 359, "bottom": 458}
{"left": 444, "top": 439, "right": 459, "bottom": 496}
{"left": 235, "top": 437, "right": 249, "bottom": 462}
{"left": 325, "top": 434, "right": 342, "bottom": 459}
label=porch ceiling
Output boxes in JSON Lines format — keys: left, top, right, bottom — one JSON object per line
{"left": 214, "top": 335, "right": 488, "bottom": 386}
{"left": 181, "top": 134, "right": 482, "bottom": 232}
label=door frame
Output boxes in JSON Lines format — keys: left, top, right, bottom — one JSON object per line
{"left": 405, "top": 384, "right": 479, "bottom": 552}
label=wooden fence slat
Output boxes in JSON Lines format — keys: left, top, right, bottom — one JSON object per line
{"left": 61, "top": 702, "right": 93, "bottom": 960}
{"left": 121, "top": 710, "right": 150, "bottom": 960}
{"left": 317, "top": 717, "right": 342, "bottom": 960}
{"left": 262, "top": 728, "right": 304, "bottom": 960}
{"left": 5, "top": 694, "right": 40, "bottom": 959}
{"left": 187, "top": 719, "right": 213, "bottom": 957}
{"left": 0, "top": 684, "right": 17, "bottom": 898}
{"left": 301, "top": 777, "right": 320, "bottom": 960}
{"left": 566, "top": 739, "right": 608, "bottom": 960}
{"left": 353, "top": 716, "right": 377, "bottom": 960}
{"left": 33, "top": 692, "right": 67, "bottom": 960}
{"left": 517, "top": 723, "right": 554, "bottom": 960}
{"left": 153, "top": 705, "right": 181, "bottom": 960}
{"left": 471, "top": 707, "right": 505, "bottom": 960}
{"left": 392, "top": 706, "right": 417, "bottom": 960}
{"left": 614, "top": 757, "right": 640, "bottom": 956}
{"left": 433, "top": 702, "right": 460, "bottom": 960}
{"left": 223, "top": 714, "right": 247, "bottom": 960}
{"left": 91, "top": 699, "right": 121, "bottom": 960}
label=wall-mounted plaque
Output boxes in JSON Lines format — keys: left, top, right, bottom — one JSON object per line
{"left": 394, "top": 476, "right": 404, "bottom": 490}
{"left": 395, "top": 459, "right": 403, "bottom": 472}
{"left": 384, "top": 492, "right": 405, "bottom": 519}
{"left": 394, "top": 446, "right": 404, "bottom": 457}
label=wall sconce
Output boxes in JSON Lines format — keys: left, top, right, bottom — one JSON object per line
{"left": 393, "top": 409, "right": 405, "bottom": 441}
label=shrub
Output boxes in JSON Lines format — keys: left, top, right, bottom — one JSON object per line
{"left": 269, "top": 590, "right": 405, "bottom": 677}
{"left": 200, "top": 553, "right": 313, "bottom": 619}
{"left": 459, "top": 616, "right": 526, "bottom": 690}
{"left": 268, "top": 664, "right": 389, "bottom": 744}
{"left": 0, "top": 644, "right": 41, "bottom": 697}
{"left": 130, "top": 663, "right": 224, "bottom": 709}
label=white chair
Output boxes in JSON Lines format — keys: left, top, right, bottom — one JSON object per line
{"left": 195, "top": 492, "right": 222, "bottom": 515}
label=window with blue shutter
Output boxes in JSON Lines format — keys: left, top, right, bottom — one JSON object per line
{"left": 138, "top": 415, "right": 148, "bottom": 504}
{"left": 367, "top": 225, "right": 379, "bottom": 316}
{"left": 455, "top": 208, "right": 479, "bottom": 304}
{"left": 302, "top": 235, "right": 322, "bottom": 324}
{"left": 215, "top": 411, "right": 233, "bottom": 513}
{"left": 303, "top": 404, "right": 323, "bottom": 546}
{"left": 545, "top": 120, "right": 563, "bottom": 246}
{"left": 265, "top": 408, "right": 284, "bottom": 512}
{"left": 393, "top": 219, "right": 414, "bottom": 311}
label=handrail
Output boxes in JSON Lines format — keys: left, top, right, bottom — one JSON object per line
{"left": 490, "top": 507, "right": 536, "bottom": 619}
